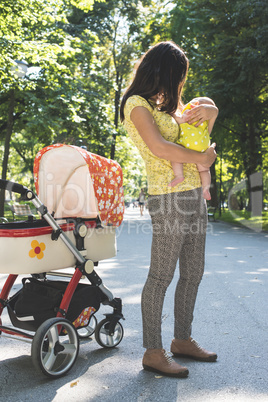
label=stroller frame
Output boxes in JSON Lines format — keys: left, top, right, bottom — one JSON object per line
{"left": 0, "top": 179, "right": 124, "bottom": 378}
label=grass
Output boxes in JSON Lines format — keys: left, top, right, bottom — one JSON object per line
{"left": 215, "top": 209, "right": 268, "bottom": 232}
{"left": 2, "top": 203, "right": 38, "bottom": 222}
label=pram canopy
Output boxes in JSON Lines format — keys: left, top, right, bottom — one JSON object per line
{"left": 0, "top": 145, "right": 124, "bottom": 274}
{"left": 34, "top": 144, "right": 124, "bottom": 227}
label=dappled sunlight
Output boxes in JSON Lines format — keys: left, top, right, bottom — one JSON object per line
{"left": 107, "top": 284, "right": 143, "bottom": 296}
{"left": 108, "top": 259, "right": 149, "bottom": 269}
{"left": 98, "top": 260, "right": 121, "bottom": 269}
{"left": 187, "top": 389, "right": 268, "bottom": 402}
{"left": 215, "top": 271, "right": 232, "bottom": 274}
{"left": 0, "top": 336, "right": 31, "bottom": 359}
{"left": 53, "top": 347, "right": 145, "bottom": 401}
{"left": 122, "top": 294, "right": 141, "bottom": 304}
{"left": 0, "top": 209, "right": 267, "bottom": 401}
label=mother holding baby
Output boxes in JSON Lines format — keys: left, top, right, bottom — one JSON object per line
{"left": 120, "top": 41, "right": 218, "bottom": 378}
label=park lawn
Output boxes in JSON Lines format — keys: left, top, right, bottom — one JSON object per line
{"left": 216, "top": 209, "right": 268, "bottom": 232}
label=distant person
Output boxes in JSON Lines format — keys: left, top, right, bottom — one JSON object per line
{"left": 120, "top": 41, "right": 218, "bottom": 378}
{"left": 138, "top": 188, "right": 146, "bottom": 216}
{"left": 169, "top": 99, "right": 212, "bottom": 200}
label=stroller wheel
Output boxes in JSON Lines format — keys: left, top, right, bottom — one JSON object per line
{"left": 95, "top": 318, "right": 124, "bottom": 348}
{"left": 77, "top": 315, "right": 97, "bottom": 339}
{"left": 31, "top": 318, "right": 79, "bottom": 378}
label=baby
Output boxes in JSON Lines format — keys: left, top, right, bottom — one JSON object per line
{"left": 169, "top": 100, "right": 211, "bottom": 200}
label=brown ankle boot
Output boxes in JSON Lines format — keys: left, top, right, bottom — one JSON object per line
{"left": 171, "top": 338, "right": 217, "bottom": 362}
{"left": 142, "top": 348, "right": 189, "bottom": 378}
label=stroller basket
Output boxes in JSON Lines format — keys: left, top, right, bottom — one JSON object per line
{"left": 8, "top": 278, "right": 103, "bottom": 332}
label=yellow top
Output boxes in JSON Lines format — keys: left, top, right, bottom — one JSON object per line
{"left": 123, "top": 95, "right": 201, "bottom": 195}
{"left": 178, "top": 103, "right": 210, "bottom": 152}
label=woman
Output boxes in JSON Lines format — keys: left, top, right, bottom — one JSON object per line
{"left": 120, "top": 41, "right": 218, "bottom": 378}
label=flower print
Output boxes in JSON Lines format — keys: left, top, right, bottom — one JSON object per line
{"left": 99, "top": 200, "right": 105, "bottom": 210}
{"left": 100, "top": 176, "right": 105, "bottom": 184}
{"left": 97, "top": 187, "right": 102, "bottom": 196}
{"left": 117, "top": 176, "right": 121, "bottom": 183}
{"left": 106, "top": 200, "right": 111, "bottom": 209}
{"left": 118, "top": 204, "right": 124, "bottom": 214}
{"left": 29, "top": 240, "right": 46, "bottom": 260}
{"left": 108, "top": 189, "right": 113, "bottom": 197}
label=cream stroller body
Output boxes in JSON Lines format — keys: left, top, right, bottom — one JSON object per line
{"left": 0, "top": 144, "right": 125, "bottom": 378}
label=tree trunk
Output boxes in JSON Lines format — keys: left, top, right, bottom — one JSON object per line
{"left": 110, "top": 71, "right": 122, "bottom": 160}
{"left": 245, "top": 112, "right": 262, "bottom": 214}
{"left": 0, "top": 89, "right": 15, "bottom": 217}
{"left": 210, "top": 163, "right": 218, "bottom": 208}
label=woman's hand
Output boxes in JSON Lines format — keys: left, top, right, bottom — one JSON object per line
{"left": 187, "top": 104, "right": 218, "bottom": 128}
{"left": 202, "top": 143, "right": 217, "bottom": 167}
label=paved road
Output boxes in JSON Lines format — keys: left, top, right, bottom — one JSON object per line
{"left": 0, "top": 207, "right": 267, "bottom": 401}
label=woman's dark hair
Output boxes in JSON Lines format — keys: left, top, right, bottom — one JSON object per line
{"left": 120, "top": 41, "right": 189, "bottom": 122}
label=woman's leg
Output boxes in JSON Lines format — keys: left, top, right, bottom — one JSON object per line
{"left": 142, "top": 191, "right": 198, "bottom": 349}
{"left": 174, "top": 188, "right": 207, "bottom": 339}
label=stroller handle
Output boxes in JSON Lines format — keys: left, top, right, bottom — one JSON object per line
{"left": 0, "top": 179, "right": 35, "bottom": 201}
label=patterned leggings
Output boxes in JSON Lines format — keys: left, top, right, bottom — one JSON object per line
{"left": 141, "top": 188, "right": 207, "bottom": 349}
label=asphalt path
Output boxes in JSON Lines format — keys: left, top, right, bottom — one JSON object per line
{"left": 0, "top": 207, "right": 267, "bottom": 402}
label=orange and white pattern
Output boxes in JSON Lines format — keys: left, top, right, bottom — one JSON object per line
{"left": 34, "top": 144, "right": 124, "bottom": 227}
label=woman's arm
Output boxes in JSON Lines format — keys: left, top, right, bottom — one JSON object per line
{"left": 130, "top": 106, "right": 217, "bottom": 168}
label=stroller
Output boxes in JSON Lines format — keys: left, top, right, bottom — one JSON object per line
{"left": 0, "top": 144, "right": 125, "bottom": 378}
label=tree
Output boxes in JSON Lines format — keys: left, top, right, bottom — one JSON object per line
{"left": 66, "top": 0, "right": 153, "bottom": 159}
{"left": 1, "top": 0, "right": 181, "bottom": 213}
{"left": 169, "top": 0, "right": 268, "bottom": 209}
{"left": 0, "top": 0, "right": 99, "bottom": 215}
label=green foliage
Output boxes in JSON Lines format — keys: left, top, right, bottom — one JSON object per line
{"left": 169, "top": 0, "right": 268, "bottom": 208}
{"left": 1, "top": 0, "right": 267, "bottom": 213}
{"left": 0, "top": 0, "right": 156, "bottom": 205}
